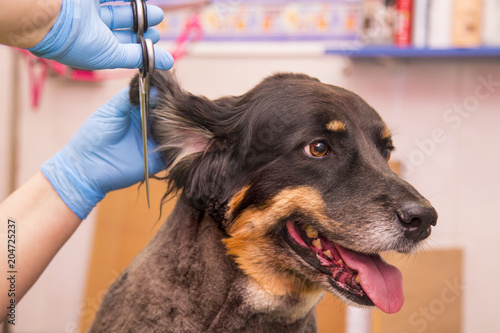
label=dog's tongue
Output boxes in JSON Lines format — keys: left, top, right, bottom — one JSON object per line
{"left": 336, "top": 245, "right": 404, "bottom": 314}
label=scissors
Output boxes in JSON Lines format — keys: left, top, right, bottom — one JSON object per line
{"left": 132, "top": 0, "right": 154, "bottom": 208}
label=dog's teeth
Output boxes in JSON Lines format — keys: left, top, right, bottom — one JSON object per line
{"left": 354, "top": 274, "right": 360, "bottom": 284}
{"left": 336, "top": 259, "right": 344, "bottom": 266}
{"left": 312, "top": 238, "right": 322, "bottom": 250}
{"left": 323, "top": 249, "right": 333, "bottom": 259}
{"left": 305, "top": 225, "right": 318, "bottom": 238}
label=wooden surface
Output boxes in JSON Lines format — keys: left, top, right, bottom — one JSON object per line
{"left": 315, "top": 294, "right": 346, "bottom": 333}
{"left": 373, "top": 249, "right": 463, "bottom": 333}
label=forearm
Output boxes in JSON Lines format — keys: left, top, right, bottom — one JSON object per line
{"left": 0, "top": 171, "right": 81, "bottom": 320}
{"left": 0, "top": 0, "right": 62, "bottom": 48}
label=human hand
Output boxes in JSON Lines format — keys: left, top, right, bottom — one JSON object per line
{"left": 28, "top": 0, "right": 173, "bottom": 70}
{"left": 41, "top": 87, "right": 165, "bottom": 219}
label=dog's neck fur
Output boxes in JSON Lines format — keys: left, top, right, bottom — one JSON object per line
{"left": 90, "top": 195, "right": 320, "bottom": 332}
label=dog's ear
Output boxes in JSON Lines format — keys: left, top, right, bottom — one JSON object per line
{"left": 129, "top": 71, "right": 237, "bottom": 211}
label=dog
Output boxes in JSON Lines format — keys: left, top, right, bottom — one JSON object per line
{"left": 89, "top": 71, "right": 437, "bottom": 332}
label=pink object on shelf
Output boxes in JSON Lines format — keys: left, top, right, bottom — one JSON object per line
{"left": 19, "top": 49, "right": 51, "bottom": 110}
{"left": 170, "top": 12, "right": 204, "bottom": 60}
{"left": 16, "top": 49, "right": 134, "bottom": 109}
{"left": 395, "top": 0, "right": 413, "bottom": 47}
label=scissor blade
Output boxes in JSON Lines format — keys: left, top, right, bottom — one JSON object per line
{"left": 138, "top": 76, "right": 150, "bottom": 208}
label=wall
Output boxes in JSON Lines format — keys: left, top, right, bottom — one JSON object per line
{"left": 1, "top": 43, "right": 499, "bottom": 332}
{"left": 0, "top": 47, "right": 12, "bottom": 200}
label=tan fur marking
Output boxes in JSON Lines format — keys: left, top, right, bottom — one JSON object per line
{"left": 224, "top": 187, "right": 328, "bottom": 296}
{"left": 381, "top": 127, "right": 392, "bottom": 139}
{"left": 326, "top": 120, "right": 346, "bottom": 132}
{"left": 226, "top": 185, "right": 250, "bottom": 220}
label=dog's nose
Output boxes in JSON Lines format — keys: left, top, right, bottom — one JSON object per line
{"left": 397, "top": 203, "right": 438, "bottom": 242}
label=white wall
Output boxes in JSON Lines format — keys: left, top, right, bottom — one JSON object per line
{"left": 1, "top": 44, "right": 499, "bottom": 332}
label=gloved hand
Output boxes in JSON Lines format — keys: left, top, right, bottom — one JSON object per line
{"left": 28, "top": 0, "right": 173, "bottom": 70}
{"left": 41, "top": 87, "right": 165, "bottom": 219}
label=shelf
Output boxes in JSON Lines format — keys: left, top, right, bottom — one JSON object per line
{"left": 324, "top": 46, "right": 500, "bottom": 58}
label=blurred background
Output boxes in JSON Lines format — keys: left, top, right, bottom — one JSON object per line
{"left": 1, "top": 0, "right": 499, "bottom": 332}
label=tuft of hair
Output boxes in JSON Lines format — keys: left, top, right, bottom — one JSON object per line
{"left": 129, "top": 71, "right": 246, "bottom": 213}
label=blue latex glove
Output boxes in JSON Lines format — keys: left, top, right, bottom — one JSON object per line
{"left": 28, "top": 0, "right": 173, "bottom": 70}
{"left": 41, "top": 87, "right": 165, "bottom": 219}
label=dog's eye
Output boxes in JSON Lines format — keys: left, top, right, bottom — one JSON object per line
{"left": 383, "top": 148, "right": 392, "bottom": 161}
{"left": 305, "top": 141, "right": 329, "bottom": 157}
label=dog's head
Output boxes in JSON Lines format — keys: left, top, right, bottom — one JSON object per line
{"left": 132, "top": 72, "right": 437, "bottom": 314}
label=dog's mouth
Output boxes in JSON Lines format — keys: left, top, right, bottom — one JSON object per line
{"left": 283, "top": 221, "right": 404, "bottom": 314}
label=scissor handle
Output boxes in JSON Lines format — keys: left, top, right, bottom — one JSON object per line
{"left": 138, "top": 37, "right": 155, "bottom": 78}
{"left": 132, "top": 0, "right": 148, "bottom": 39}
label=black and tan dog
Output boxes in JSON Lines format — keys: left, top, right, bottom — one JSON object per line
{"left": 89, "top": 72, "right": 437, "bottom": 332}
